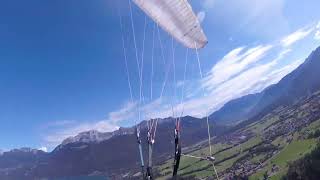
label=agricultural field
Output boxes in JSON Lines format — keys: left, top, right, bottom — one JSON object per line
{"left": 155, "top": 93, "right": 320, "bottom": 179}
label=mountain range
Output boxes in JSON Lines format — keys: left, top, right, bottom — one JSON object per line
{"left": 211, "top": 46, "right": 320, "bottom": 125}
{"left": 1, "top": 46, "right": 320, "bottom": 179}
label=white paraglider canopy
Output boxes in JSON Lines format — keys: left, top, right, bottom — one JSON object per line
{"left": 133, "top": 0, "right": 208, "bottom": 49}
{"left": 118, "top": 0, "right": 218, "bottom": 179}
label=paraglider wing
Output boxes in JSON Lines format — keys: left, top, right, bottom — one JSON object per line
{"left": 133, "top": 0, "right": 208, "bottom": 49}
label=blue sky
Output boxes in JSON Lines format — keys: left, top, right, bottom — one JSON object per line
{"left": 0, "top": 0, "right": 320, "bottom": 151}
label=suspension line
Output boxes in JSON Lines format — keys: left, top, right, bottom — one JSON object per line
{"left": 128, "top": 1, "right": 146, "bottom": 178}
{"left": 195, "top": 42, "right": 220, "bottom": 180}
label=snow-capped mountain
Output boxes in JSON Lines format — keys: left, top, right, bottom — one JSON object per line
{"left": 61, "top": 127, "right": 135, "bottom": 146}
{"left": 61, "top": 130, "right": 114, "bottom": 145}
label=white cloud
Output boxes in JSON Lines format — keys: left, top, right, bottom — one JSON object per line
{"left": 135, "top": 39, "right": 303, "bottom": 118}
{"left": 174, "top": 49, "right": 299, "bottom": 117}
{"left": 197, "top": 11, "right": 206, "bottom": 23}
{"left": 281, "top": 27, "right": 314, "bottom": 47}
{"left": 41, "top": 24, "right": 314, "bottom": 149}
{"left": 127, "top": 47, "right": 295, "bottom": 119}
{"left": 202, "top": 45, "right": 273, "bottom": 91}
{"left": 202, "top": 0, "right": 288, "bottom": 38}
{"left": 259, "top": 59, "right": 303, "bottom": 86}
{"left": 315, "top": 21, "right": 320, "bottom": 40}
{"left": 315, "top": 31, "right": 320, "bottom": 40}
{"left": 176, "top": 80, "right": 186, "bottom": 88}
{"left": 42, "top": 102, "right": 137, "bottom": 148}
{"left": 202, "top": 0, "right": 215, "bottom": 9}
{"left": 108, "top": 102, "right": 137, "bottom": 124}
{"left": 38, "top": 147, "right": 48, "bottom": 152}
{"left": 44, "top": 120, "right": 119, "bottom": 148}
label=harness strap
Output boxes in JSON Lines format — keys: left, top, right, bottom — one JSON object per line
{"left": 136, "top": 128, "right": 145, "bottom": 179}
{"left": 172, "top": 120, "right": 181, "bottom": 179}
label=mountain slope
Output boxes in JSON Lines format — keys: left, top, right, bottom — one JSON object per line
{"left": 251, "top": 46, "right": 320, "bottom": 118}
{"left": 210, "top": 93, "right": 263, "bottom": 124}
{"left": 1, "top": 46, "right": 320, "bottom": 179}
{"left": 0, "top": 148, "right": 47, "bottom": 169}
{"left": 211, "top": 46, "right": 320, "bottom": 125}
{"left": 158, "top": 90, "right": 320, "bottom": 179}
{"left": 0, "top": 116, "right": 228, "bottom": 179}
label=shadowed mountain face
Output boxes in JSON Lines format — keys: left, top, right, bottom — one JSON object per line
{"left": 0, "top": 148, "right": 47, "bottom": 169}
{"left": 1, "top": 46, "right": 320, "bottom": 179}
{"left": 209, "top": 93, "right": 263, "bottom": 125}
{"left": 0, "top": 116, "right": 228, "bottom": 179}
{"left": 250, "top": 46, "right": 320, "bottom": 119}
{"left": 211, "top": 46, "right": 320, "bottom": 125}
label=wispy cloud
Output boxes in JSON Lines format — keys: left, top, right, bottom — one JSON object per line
{"left": 315, "top": 21, "right": 320, "bottom": 40}
{"left": 108, "top": 102, "right": 137, "bottom": 124}
{"left": 202, "top": 45, "right": 273, "bottom": 91}
{"left": 177, "top": 48, "right": 296, "bottom": 116}
{"left": 315, "top": 31, "right": 320, "bottom": 40}
{"left": 281, "top": 27, "right": 314, "bottom": 47}
{"left": 255, "top": 58, "right": 304, "bottom": 89}
{"left": 132, "top": 24, "right": 316, "bottom": 118}
{"left": 42, "top": 22, "right": 318, "bottom": 149}
{"left": 42, "top": 102, "right": 137, "bottom": 148}
{"left": 44, "top": 120, "right": 118, "bottom": 148}
{"left": 121, "top": 48, "right": 296, "bottom": 119}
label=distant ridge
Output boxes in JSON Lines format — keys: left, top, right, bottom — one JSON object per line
{"left": 210, "top": 46, "right": 320, "bottom": 125}
{"left": 1, "top": 46, "right": 320, "bottom": 179}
